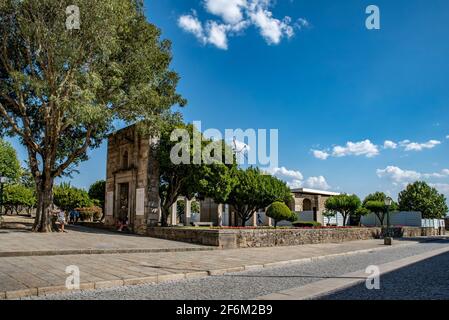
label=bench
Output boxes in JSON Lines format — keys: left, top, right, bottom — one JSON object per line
{"left": 192, "top": 222, "right": 214, "bottom": 227}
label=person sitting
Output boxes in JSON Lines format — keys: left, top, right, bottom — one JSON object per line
{"left": 117, "top": 216, "right": 129, "bottom": 232}
{"left": 55, "top": 209, "right": 67, "bottom": 233}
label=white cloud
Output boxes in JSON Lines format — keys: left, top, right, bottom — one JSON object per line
{"left": 304, "top": 176, "right": 330, "bottom": 190}
{"left": 429, "top": 183, "right": 449, "bottom": 196}
{"left": 204, "top": 0, "right": 246, "bottom": 24}
{"left": 446, "top": 135, "right": 449, "bottom": 139}
{"left": 312, "top": 150, "right": 330, "bottom": 160}
{"left": 179, "top": 0, "right": 309, "bottom": 49}
{"left": 377, "top": 166, "right": 449, "bottom": 184}
{"left": 376, "top": 166, "right": 421, "bottom": 183}
{"left": 268, "top": 167, "right": 331, "bottom": 190}
{"left": 248, "top": 9, "right": 293, "bottom": 45}
{"left": 332, "top": 140, "right": 379, "bottom": 158}
{"left": 383, "top": 140, "right": 397, "bottom": 149}
{"left": 399, "top": 139, "right": 441, "bottom": 151}
{"left": 206, "top": 21, "right": 229, "bottom": 49}
{"left": 267, "top": 166, "right": 303, "bottom": 188}
{"left": 178, "top": 13, "right": 206, "bottom": 42}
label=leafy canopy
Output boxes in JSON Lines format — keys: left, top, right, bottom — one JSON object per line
{"left": 227, "top": 167, "right": 292, "bottom": 226}
{"left": 266, "top": 201, "right": 294, "bottom": 227}
{"left": 398, "top": 181, "right": 448, "bottom": 219}
{"left": 53, "top": 183, "right": 93, "bottom": 212}
{"left": 0, "top": 139, "right": 21, "bottom": 181}
{"left": 325, "top": 194, "right": 361, "bottom": 226}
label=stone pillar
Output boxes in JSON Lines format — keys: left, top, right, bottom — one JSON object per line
{"left": 252, "top": 212, "right": 257, "bottom": 227}
{"left": 217, "top": 204, "right": 223, "bottom": 227}
{"left": 184, "top": 197, "right": 191, "bottom": 226}
{"left": 147, "top": 137, "right": 161, "bottom": 226}
{"left": 170, "top": 201, "right": 177, "bottom": 226}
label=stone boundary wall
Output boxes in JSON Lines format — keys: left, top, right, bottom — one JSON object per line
{"left": 147, "top": 227, "right": 445, "bottom": 249}
{"left": 147, "top": 227, "right": 384, "bottom": 249}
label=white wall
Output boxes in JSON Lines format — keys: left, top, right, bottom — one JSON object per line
{"left": 361, "top": 211, "right": 422, "bottom": 227}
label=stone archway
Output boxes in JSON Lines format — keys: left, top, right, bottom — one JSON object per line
{"left": 303, "top": 198, "right": 312, "bottom": 211}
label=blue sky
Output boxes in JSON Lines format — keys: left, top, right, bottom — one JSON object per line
{"left": 8, "top": 0, "right": 449, "bottom": 202}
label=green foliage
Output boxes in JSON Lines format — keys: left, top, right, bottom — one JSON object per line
{"left": 325, "top": 194, "right": 361, "bottom": 226}
{"left": 355, "top": 206, "right": 370, "bottom": 217}
{"left": 227, "top": 167, "right": 292, "bottom": 226}
{"left": 266, "top": 202, "right": 294, "bottom": 227}
{"left": 88, "top": 180, "right": 106, "bottom": 209}
{"left": 292, "top": 221, "right": 322, "bottom": 228}
{"left": 53, "top": 183, "right": 93, "bottom": 212}
{"left": 398, "top": 181, "right": 448, "bottom": 219}
{"left": 3, "top": 183, "right": 36, "bottom": 214}
{"left": 362, "top": 192, "right": 398, "bottom": 225}
{"left": 177, "top": 200, "right": 200, "bottom": 217}
{"left": 0, "top": 139, "right": 21, "bottom": 182}
{"left": 158, "top": 122, "right": 236, "bottom": 226}
{"left": 75, "top": 206, "right": 102, "bottom": 222}
{"left": 0, "top": 0, "right": 185, "bottom": 231}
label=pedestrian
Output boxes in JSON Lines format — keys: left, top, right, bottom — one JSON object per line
{"left": 56, "top": 209, "right": 67, "bottom": 233}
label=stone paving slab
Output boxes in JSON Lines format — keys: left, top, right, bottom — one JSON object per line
{"left": 0, "top": 225, "right": 213, "bottom": 257}
{"left": 0, "top": 238, "right": 428, "bottom": 299}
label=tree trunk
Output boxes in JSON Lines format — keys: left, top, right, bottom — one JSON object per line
{"left": 342, "top": 213, "right": 348, "bottom": 226}
{"left": 33, "top": 178, "right": 55, "bottom": 232}
{"left": 161, "top": 205, "right": 170, "bottom": 227}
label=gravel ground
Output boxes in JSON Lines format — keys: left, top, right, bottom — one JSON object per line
{"left": 26, "top": 239, "right": 449, "bottom": 300}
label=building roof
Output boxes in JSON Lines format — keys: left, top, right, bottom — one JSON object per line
{"left": 290, "top": 188, "right": 340, "bottom": 197}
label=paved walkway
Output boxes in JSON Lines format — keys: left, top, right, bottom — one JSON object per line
{"left": 0, "top": 237, "right": 429, "bottom": 299}
{"left": 0, "top": 225, "right": 210, "bottom": 257}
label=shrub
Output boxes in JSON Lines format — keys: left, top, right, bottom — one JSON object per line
{"left": 75, "top": 206, "right": 102, "bottom": 222}
{"left": 292, "top": 221, "right": 322, "bottom": 228}
{"left": 266, "top": 202, "right": 293, "bottom": 228}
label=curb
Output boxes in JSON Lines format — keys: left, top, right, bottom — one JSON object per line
{"left": 0, "top": 246, "right": 216, "bottom": 258}
{"left": 2, "top": 239, "right": 427, "bottom": 300}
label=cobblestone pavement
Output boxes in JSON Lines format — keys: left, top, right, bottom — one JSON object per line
{"left": 0, "top": 235, "right": 437, "bottom": 299}
{"left": 320, "top": 246, "right": 449, "bottom": 300}
{"left": 25, "top": 238, "right": 449, "bottom": 300}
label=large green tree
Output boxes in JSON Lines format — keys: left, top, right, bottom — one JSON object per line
{"left": 0, "top": 0, "right": 185, "bottom": 231}
{"left": 3, "top": 183, "right": 36, "bottom": 215}
{"left": 325, "top": 194, "right": 361, "bottom": 226}
{"left": 158, "top": 122, "right": 236, "bottom": 226}
{"left": 227, "top": 167, "right": 292, "bottom": 226}
{"left": 398, "top": 181, "right": 448, "bottom": 219}
{"left": 0, "top": 138, "right": 21, "bottom": 182}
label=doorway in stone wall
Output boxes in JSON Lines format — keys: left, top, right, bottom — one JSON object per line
{"left": 118, "top": 183, "right": 130, "bottom": 225}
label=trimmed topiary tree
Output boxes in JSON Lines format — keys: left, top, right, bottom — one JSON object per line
{"left": 266, "top": 202, "right": 294, "bottom": 228}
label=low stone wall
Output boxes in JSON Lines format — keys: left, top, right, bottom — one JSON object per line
{"left": 147, "top": 227, "right": 384, "bottom": 249}
{"left": 147, "top": 226, "right": 446, "bottom": 249}
{"left": 386, "top": 227, "right": 446, "bottom": 237}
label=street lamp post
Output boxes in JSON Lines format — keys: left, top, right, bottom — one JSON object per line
{"left": 384, "top": 197, "right": 393, "bottom": 245}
